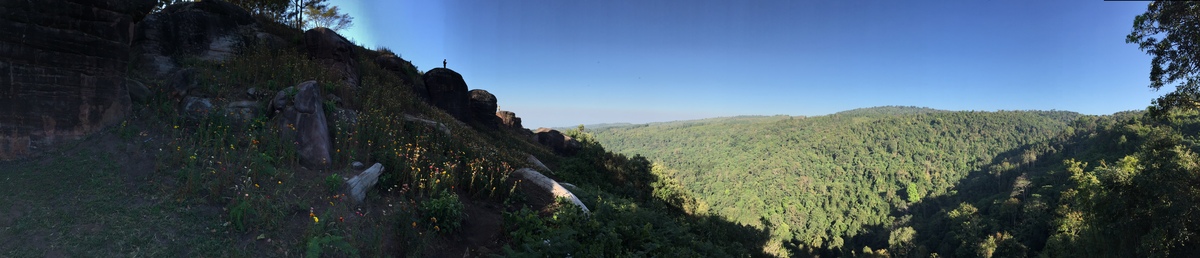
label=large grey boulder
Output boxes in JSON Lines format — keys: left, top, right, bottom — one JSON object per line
{"left": 468, "top": 89, "right": 501, "bottom": 129}
{"left": 422, "top": 68, "right": 471, "bottom": 123}
{"left": 224, "top": 100, "right": 260, "bottom": 128}
{"left": 511, "top": 168, "right": 589, "bottom": 214}
{"left": 272, "top": 81, "right": 333, "bottom": 169}
{"left": 533, "top": 128, "right": 582, "bottom": 156}
{"left": 346, "top": 163, "right": 384, "bottom": 202}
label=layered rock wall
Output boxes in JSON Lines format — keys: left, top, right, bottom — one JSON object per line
{"left": 0, "top": 0, "right": 154, "bottom": 160}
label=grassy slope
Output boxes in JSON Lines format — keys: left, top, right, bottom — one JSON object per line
{"left": 0, "top": 16, "right": 771, "bottom": 257}
{"left": 0, "top": 132, "right": 235, "bottom": 257}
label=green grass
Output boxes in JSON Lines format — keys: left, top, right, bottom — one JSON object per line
{"left": 0, "top": 148, "right": 236, "bottom": 257}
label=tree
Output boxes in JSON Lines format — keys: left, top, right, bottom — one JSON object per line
{"left": 230, "top": 0, "right": 290, "bottom": 22}
{"left": 1128, "top": 1, "right": 1200, "bottom": 114}
{"left": 304, "top": 4, "right": 354, "bottom": 32}
{"left": 227, "top": 0, "right": 351, "bottom": 32}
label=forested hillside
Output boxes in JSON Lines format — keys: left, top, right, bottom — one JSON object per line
{"left": 895, "top": 109, "right": 1200, "bottom": 258}
{"left": 590, "top": 107, "right": 1087, "bottom": 255}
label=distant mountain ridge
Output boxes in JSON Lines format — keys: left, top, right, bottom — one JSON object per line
{"left": 834, "top": 105, "right": 948, "bottom": 116}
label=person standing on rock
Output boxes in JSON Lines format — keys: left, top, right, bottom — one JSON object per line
{"left": 443, "top": 59, "right": 447, "bottom": 68}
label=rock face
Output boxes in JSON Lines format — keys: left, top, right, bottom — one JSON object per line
{"left": 511, "top": 168, "right": 590, "bottom": 214}
{"left": 496, "top": 111, "right": 522, "bottom": 129}
{"left": 375, "top": 54, "right": 427, "bottom": 100}
{"left": 182, "top": 96, "right": 215, "bottom": 119}
{"left": 0, "top": 0, "right": 155, "bottom": 160}
{"left": 422, "top": 68, "right": 472, "bottom": 123}
{"left": 272, "top": 81, "right": 333, "bottom": 169}
{"left": 127, "top": 79, "right": 151, "bottom": 103}
{"left": 468, "top": 89, "right": 501, "bottom": 128}
{"left": 496, "top": 111, "right": 534, "bottom": 137}
{"left": 303, "top": 27, "right": 359, "bottom": 107}
{"left": 224, "top": 100, "right": 259, "bottom": 128}
{"left": 133, "top": 0, "right": 260, "bottom": 77}
{"left": 533, "top": 128, "right": 582, "bottom": 156}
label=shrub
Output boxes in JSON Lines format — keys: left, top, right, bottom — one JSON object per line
{"left": 419, "top": 190, "right": 464, "bottom": 233}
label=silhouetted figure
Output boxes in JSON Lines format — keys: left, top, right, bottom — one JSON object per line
{"left": 443, "top": 59, "right": 447, "bottom": 68}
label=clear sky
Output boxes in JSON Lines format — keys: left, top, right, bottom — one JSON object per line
{"left": 331, "top": 0, "right": 1160, "bottom": 128}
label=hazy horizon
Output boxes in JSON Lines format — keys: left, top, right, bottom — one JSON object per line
{"left": 332, "top": 0, "right": 1161, "bottom": 128}
{"left": 535, "top": 105, "right": 1141, "bottom": 129}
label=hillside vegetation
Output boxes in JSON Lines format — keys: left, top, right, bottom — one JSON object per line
{"left": 590, "top": 107, "right": 1165, "bottom": 256}
{"left": 0, "top": 2, "right": 771, "bottom": 256}
{"left": 593, "top": 107, "right": 1200, "bottom": 257}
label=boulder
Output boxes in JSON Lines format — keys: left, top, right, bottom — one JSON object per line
{"left": 0, "top": 0, "right": 155, "bottom": 160}
{"left": 533, "top": 128, "right": 582, "bottom": 156}
{"left": 127, "top": 79, "right": 152, "bottom": 103}
{"left": 403, "top": 114, "right": 451, "bottom": 135}
{"left": 272, "top": 81, "right": 333, "bottom": 169}
{"left": 346, "top": 163, "right": 384, "bottom": 202}
{"left": 468, "top": 89, "right": 501, "bottom": 128}
{"left": 181, "top": 96, "right": 215, "bottom": 119}
{"left": 330, "top": 108, "right": 359, "bottom": 127}
{"left": 496, "top": 111, "right": 522, "bottom": 129}
{"left": 375, "top": 54, "right": 427, "bottom": 100}
{"left": 224, "top": 100, "right": 259, "bottom": 127}
{"left": 303, "top": 27, "right": 359, "bottom": 107}
{"left": 511, "top": 168, "right": 589, "bottom": 214}
{"left": 497, "top": 111, "right": 535, "bottom": 138}
{"left": 527, "top": 155, "right": 552, "bottom": 173}
{"left": 422, "top": 68, "right": 472, "bottom": 123}
{"left": 168, "top": 68, "right": 199, "bottom": 98}
{"left": 133, "top": 0, "right": 260, "bottom": 77}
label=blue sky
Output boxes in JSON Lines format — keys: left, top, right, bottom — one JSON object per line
{"left": 331, "top": 0, "right": 1159, "bottom": 128}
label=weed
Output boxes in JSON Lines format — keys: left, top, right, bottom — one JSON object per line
{"left": 230, "top": 197, "right": 252, "bottom": 231}
{"left": 419, "top": 190, "right": 465, "bottom": 233}
{"left": 325, "top": 174, "right": 344, "bottom": 194}
{"left": 117, "top": 120, "right": 136, "bottom": 140}
{"left": 305, "top": 235, "right": 357, "bottom": 258}
{"left": 323, "top": 99, "right": 336, "bottom": 114}
{"left": 304, "top": 210, "right": 360, "bottom": 258}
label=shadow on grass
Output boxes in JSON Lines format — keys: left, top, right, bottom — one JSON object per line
{"left": 0, "top": 131, "right": 237, "bottom": 257}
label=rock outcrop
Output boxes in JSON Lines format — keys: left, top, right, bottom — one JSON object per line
{"left": 496, "top": 111, "right": 534, "bottom": 136}
{"left": 346, "top": 163, "right": 384, "bottom": 202}
{"left": 133, "top": 0, "right": 261, "bottom": 77}
{"left": 533, "top": 128, "right": 582, "bottom": 156}
{"left": 422, "top": 68, "right": 472, "bottom": 123}
{"left": 0, "top": 0, "right": 155, "bottom": 160}
{"left": 403, "top": 114, "right": 451, "bottom": 135}
{"left": 512, "top": 168, "right": 590, "bottom": 214}
{"left": 375, "top": 54, "right": 427, "bottom": 100}
{"left": 468, "top": 89, "right": 501, "bottom": 129}
{"left": 527, "top": 155, "right": 552, "bottom": 173}
{"left": 272, "top": 81, "right": 333, "bottom": 169}
{"left": 303, "top": 27, "right": 359, "bottom": 107}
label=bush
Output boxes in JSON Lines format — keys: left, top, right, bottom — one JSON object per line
{"left": 419, "top": 190, "right": 464, "bottom": 233}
